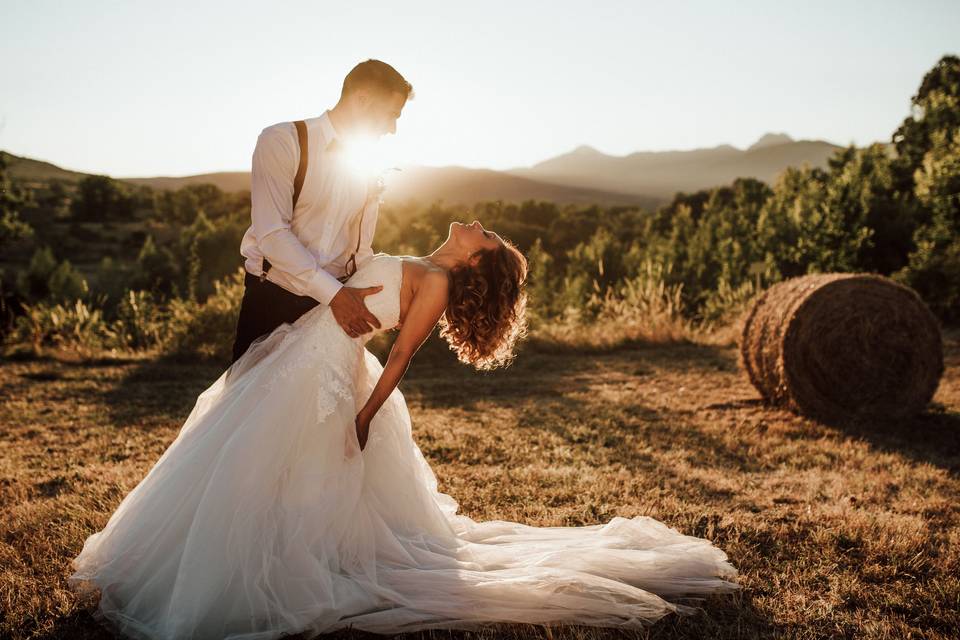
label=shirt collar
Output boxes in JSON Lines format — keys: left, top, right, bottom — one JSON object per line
{"left": 319, "top": 110, "right": 340, "bottom": 151}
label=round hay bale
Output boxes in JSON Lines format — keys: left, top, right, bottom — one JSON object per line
{"left": 738, "top": 272, "right": 944, "bottom": 424}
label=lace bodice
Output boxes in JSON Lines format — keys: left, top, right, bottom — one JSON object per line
{"left": 341, "top": 253, "right": 404, "bottom": 342}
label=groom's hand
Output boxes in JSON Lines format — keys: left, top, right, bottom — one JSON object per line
{"left": 330, "top": 285, "right": 383, "bottom": 338}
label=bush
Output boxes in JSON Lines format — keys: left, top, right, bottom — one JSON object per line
{"left": 161, "top": 267, "right": 244, "bottom": 361}
{"left": 5, "top": 270, "right": 244, "bottom": 360}
{"left": 533, "top": 258, "right": 695, "bottom": 349}
{"left": 15, "top": 246, "right": 88, "bottom": 303}
{"left": 113, "top": 290, "right": 168, "bottom": 350}
{"left": 131, "top": 235, "right": 180, "bottom": 297}
{"left": 12, "top": 298, "right": 112, "bottom": 353}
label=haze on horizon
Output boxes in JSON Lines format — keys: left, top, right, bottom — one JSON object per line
{"left": 1, "top": 0, "right": 958, "bottom": 179}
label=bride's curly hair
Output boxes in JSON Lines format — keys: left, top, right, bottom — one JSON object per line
{"left": 438, "top": 239, "right": 528, "bottom": 370}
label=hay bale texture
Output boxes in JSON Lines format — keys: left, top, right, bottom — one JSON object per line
{"left": 739, "top": 272, "right": 944, "bottom": 424}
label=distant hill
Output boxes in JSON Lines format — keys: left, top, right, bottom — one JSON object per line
{"left": 3, "top": 132, "right": 879, "bottom": 209}
{"left": 1, "top": 151, "right": 659, "bottom": 208}
{"left": 120, "top": 165, "right": 658, "bottom": 208}
{"left": 122, "top": 172, "right": 250, "bottom": 194}
{"left": 123, "top": 166, "right": 661, "bottom": 207}
{"left": 379, "top": 165, "right": 659, "bottom": 208}
{"left": 507, "top": 133, "right": 849, "bottom": 199}
{"left": 748, "top": 132, "right": 794, "bottom": 150}
{"left": 1, "top": 151, "right": 89, "bottom": 184}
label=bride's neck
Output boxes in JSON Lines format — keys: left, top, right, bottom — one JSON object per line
{"left": 422, "top": 245, "right": 463, "bottom": 271}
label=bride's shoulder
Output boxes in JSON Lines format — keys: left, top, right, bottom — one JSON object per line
{"left": 402, "top": 259, "right": 449, "bottom": 295}
{"left": 419, "top": 270, "right": 450, "bottom": 306}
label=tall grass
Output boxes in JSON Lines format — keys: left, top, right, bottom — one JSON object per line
{"left": 4, "top": 244, "right": 766, "bottom": 362}
{"left": 531, "top": 258, "right": 700, "bottom": 350}
{"left": 5, "top": 268, "right": 245, "bottom": 361}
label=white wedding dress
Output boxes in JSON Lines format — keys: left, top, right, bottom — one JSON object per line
{"left": 68, "top": 253, "right": 738, "bottom": 639}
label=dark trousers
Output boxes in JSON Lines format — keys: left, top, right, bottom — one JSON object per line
{"left": 230, "top": 271, "right": 321, "bottom": 366}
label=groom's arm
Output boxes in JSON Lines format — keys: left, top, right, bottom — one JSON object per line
{"left": 250, "top": 125, "right": 344, "bottom": 306}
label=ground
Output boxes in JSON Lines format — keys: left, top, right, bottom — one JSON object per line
{"left": 1, "top": 332, "right": 958, "bottom": 639}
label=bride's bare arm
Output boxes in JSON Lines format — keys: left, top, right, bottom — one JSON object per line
{"left": 356, "top": 270, "right": 449, "bottom": 433}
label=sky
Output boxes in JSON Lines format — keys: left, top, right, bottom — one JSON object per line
{"left": 1, "top": 0, "right": 958, "bottom": 178}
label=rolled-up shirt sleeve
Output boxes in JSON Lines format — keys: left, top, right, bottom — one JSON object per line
{"left": 250, "top": 126, "right": 343, "bottom": 305}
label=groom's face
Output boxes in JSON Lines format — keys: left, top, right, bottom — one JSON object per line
{"left": 357, "top": 89, "right": 406, "bottom": 138}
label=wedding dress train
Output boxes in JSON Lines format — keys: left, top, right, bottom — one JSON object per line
{"left": 68, "top": 253, "right": 738, "bottom": 639}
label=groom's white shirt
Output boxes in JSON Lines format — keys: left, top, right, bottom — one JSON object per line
{"left": 239, "top": 110, "right": 378, "bottom": 305}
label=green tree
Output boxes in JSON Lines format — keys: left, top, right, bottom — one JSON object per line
{"left": 560, "top": 226, "right": 628, "bottom": 313}
{"left": 757, "top": 165, "right": 828, "bottom": 279}
{"left": 36, "top": 179, "right": 71, "bottom": 219}
{"left": 46, "top": 259, "right": 88, "bottom": 302}
{"left": 152, "top": 183, "right": 245, "bottom": 225}
{"left": 15, "top": 246, "right": 87, "bottom": 302}
{"left": 71, "top": 175, "right": 135, "bottom": 221}
{"left": 171, "top": 210, "right": 247, "bottom": 301}
{"left": 16, "top": 246, "right": 58, "bottom": 300}
{"left": 892, "top": 54, "right": 960, "bottom": 195}
{"left": 523, "top": 238, "right": 556, "bottom": 323}
{"left": 683, "top": 178, "right": 772, "bottom": 309}
{"left": 0, "top": 153, "right": 34, "bottom": 250}
{"left": 894, "top": 129, "right": 960, "bottom": 322}
{"left": 820, "top": 143, "right": 913, "bottom": 274}
{"left": 95, "top": 256, "right": 133, "bottom": 307}
{"left": 131, "top": 235, "right": 180, "bottom": 297}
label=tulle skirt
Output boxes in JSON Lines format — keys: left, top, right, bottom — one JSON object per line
{"left": 68, "top": 308, "right": 738, "bottom": 639}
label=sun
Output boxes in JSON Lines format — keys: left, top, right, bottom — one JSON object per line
{"left": 340, "top": 135, "right": 387, "bottom": 180}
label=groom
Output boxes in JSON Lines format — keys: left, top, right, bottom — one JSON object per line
{"left": 230, "top": 59, "right": 413, "bottom": 365}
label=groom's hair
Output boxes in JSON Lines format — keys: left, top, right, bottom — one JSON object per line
{"left": 340, "top": 59, "right": 414, "bottom": 101}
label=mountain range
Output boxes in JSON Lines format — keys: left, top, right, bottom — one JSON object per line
{"left": 506, "top": 133, "right": 845, "bottom": 200}
{"left": 3, "top": 132, "right": 856, "bottom": 209}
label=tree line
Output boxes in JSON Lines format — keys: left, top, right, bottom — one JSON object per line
{"left": 1, "top": 54, "right": 957, "bottom": 355}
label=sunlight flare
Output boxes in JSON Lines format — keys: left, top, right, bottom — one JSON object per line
{"left": 339, "top": 134, "right": 388, "bottom": 180}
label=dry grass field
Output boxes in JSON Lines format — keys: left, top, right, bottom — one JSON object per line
{"left": 1, "top": 329, "right": 958, "bottom": 639}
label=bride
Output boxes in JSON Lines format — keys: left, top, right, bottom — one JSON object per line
{"left": 68, "top": 220, "right": 738, "bottom": 639}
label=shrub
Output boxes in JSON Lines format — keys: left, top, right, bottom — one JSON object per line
{"left": 113, "top": 290, "right": 167, "bottom": 351}
{"left": 12, "top": 298, "right": 111, "bottom": 353}
{"left": 160, "top": 267, "right": 244, "bottom": 361}
{"left": 533, "top": 258, "right": 694, "bottom": 349}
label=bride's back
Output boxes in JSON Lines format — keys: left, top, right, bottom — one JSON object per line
{"left": 397, "top": 257, "right": 447, "bottom": 330}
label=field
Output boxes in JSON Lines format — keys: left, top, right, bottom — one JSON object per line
{"left": 1, "top": 330, "right": 958, "bottom": 639}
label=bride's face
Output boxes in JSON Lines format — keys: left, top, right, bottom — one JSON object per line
{"left": 449, "top": 220, "right": 503, "bottom": 264}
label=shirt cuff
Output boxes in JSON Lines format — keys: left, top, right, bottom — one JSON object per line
{"left": 306, "top": 268, "right": 344, "bottom": 306}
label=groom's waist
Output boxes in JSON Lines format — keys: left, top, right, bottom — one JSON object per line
{"left": 261, "top": 257, "right": 350, "bottom": 284}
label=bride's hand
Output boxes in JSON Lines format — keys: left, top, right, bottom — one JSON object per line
{"left": 355, "top": 415, "right": 371, "bottom": 451}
